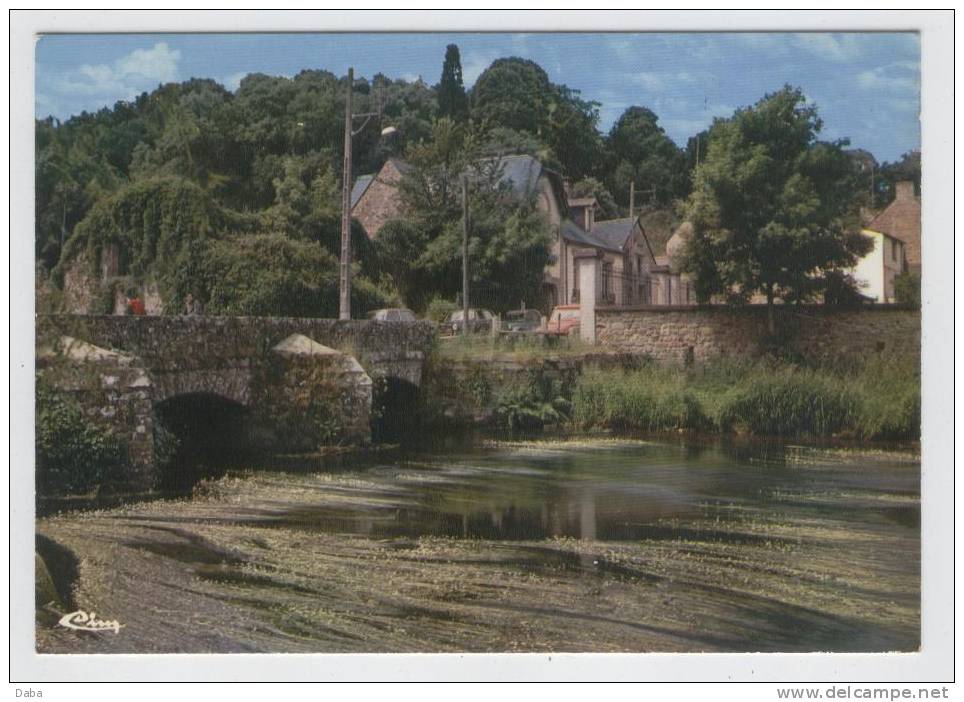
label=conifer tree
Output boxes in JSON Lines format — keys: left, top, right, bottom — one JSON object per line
{"left": 438, "top": 44, "right": 468, "bottom": 121}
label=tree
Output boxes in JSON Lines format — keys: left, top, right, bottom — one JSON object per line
{"left": 546, "top": 85, "right": 603, "bottom": 180}
{"left": 193, "top": 232, "right": 388, "bottom": 318}
{"left": 684, "top": 128, "right": 710, "bottom": 173}
{"left": 845, "top": 148, "right": 880, "bottom": 209}
{"left": 373, "top": 219, "right": 431, "bottom": 310}
{"left": 677, "top": 86, "right": 872, "bottom": 334}
{"left": 874, "top": 150, "right": 920, "bottom": 208}
{"left": 470, "top": 58, "right": 554, "bottom": 136}
{"left": 606, "top": 106, "right": 688, "bottom": 208}
{"left": 393, "top": 118, "right": 552, "bottom": 311}
{"left": 437, "top": 44, "right": 468, "bottom": 121}
{"left": 569, "top": 177, "right": 621, "bottom": 220}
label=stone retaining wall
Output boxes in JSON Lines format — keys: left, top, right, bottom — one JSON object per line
{"left": 595, "top": 305, "right": 920, "bottom": 364}
{"left": 425, "top": 353, "right": 648, "bottom": 426}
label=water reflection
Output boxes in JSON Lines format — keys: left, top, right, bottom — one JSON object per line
{"left": 239, "top": 441, "right": 919, "bottom": 545}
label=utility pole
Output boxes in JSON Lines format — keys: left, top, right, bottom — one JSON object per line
{"left": 461, "top": 174, "right": 470, "bottom": 337}
{"left": 339, "top": 67, "right": 354, "bottom": 321}
{"left": 629, "top": 181, "right": 635, "bottom": 221}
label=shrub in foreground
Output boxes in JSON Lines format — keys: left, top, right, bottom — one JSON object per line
{"left": 36, "top": 377, "right": 125, "bottom": 494}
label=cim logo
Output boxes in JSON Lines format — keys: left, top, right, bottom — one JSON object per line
{"left": 58, "top": 610, "right": 123, "bottom": 634}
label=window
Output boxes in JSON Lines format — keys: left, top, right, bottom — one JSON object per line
{"left": 891, "top": 239, "right": 897, "bottom": 261}
{"left": 602, "top": 263, "right": 614, "bottom": 301}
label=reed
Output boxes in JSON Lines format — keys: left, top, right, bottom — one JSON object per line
{"left": 571, "top": 354, "right": 920, "bottom": 440}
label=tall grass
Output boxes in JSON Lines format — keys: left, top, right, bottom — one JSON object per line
{"left": 850, "top": 354, "right": 921, "bottom": 440}
{"left": 571, "top": 354, "right": 919, "bottom": 440}
{"left": 715, "top": 367, "right": 857, "bottom": 437}
{"left": 437, "top": 333, "right": 589, "bottom": 361}
{"left": 572, "top": 365, "right": 707, "bottom": 432}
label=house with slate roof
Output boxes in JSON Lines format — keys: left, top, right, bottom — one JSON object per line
{"left": 351, "top": 154, "right": 629, "bottom": 311}
{"left": 350, "top": 158, "right": 411, "bottom": 238}
{"left": 564, "top": 201, "right": 696, "bottom": 306}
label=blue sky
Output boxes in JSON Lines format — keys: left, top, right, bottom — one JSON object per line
{"left": 36, "top": 32, "right": 920, "bottom": 163}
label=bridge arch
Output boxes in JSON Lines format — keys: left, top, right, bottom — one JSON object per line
{"left": 153, "top": 390, "right": 252, "bottom": 493}
{"left": 150, "top": 368, "right": 253, "bottom": 407}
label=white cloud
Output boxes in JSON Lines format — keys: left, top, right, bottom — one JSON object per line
{"left": 115, "top": 43, "right": 180, "bottom": 83}
{"left": 221, "top": 71, "right": 249, "bottom": 92}
{"left": 461, "top": 51, "right": 499, "bottom": 87}
{"left": 856, "top": 62, "right": 920, "bottom": 93}
{"left": 609, "top": 39, "right": 635, "bottom": 61}
{"left": 629, "top": 71, "right": 697, "bottom": 92}
{"left": 794, "top": 33, "right": 863, "bottom": 62}
{"left": 630, "top": 72, "right": 665, "bottom": 91}
{"left": 737, "top": 33, "right": 787, "bottom": 53}
{"left": 53, "top": 42, "right": 182, "bottom": 101}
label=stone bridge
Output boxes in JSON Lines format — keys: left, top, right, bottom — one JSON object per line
{"left": 36, "top": 315, "right": 436, "bottom": 495}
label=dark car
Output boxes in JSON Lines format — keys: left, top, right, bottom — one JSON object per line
{"left": 504, "top": 308, "right": 543, "bottom": 333}
{"left": 447, "top": 308, "right": 494, "bottom": 334}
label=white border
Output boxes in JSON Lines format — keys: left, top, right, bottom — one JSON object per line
{"left": 8, "top": 9, "right": 955, "bottom": 683}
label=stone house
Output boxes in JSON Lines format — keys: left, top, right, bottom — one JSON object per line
{"left": 352, "top": 154, "right": 625, "bottom": 311}
{"left": 564, "top": 203, "right": 696, "bottom": 307}
{"left": 665, "top": 216, "right": 908, "bottom": 306}
{"left": 865, "top": 180, "right": 921, "bottom": 276}
{"left": 350, "top": 157, "right": 411, "bottom": 238}
{"left": 472, "top": 155, "right": 634, "bottom": 310}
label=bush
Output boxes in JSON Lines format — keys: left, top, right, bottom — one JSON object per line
{"left": 192, "top": 233, "right": 389, "bottom": 318}
{"left": 494, "top": 373, "right": 571, "bottom": 433}
{"left": 894, "top": 272, "right": 921, "bottom": 307}
{"left": 36, "top": 377, "right": 125, "bottom": 495}
{"left": 425, "top": 297, "right": 459, "bottom": 324}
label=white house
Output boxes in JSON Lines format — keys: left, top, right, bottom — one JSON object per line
{"left": 850, "top": 228, "right": 906, "bottom": 303}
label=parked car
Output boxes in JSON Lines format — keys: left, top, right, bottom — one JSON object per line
{"left": 546, "top": 305, "right": 581, "bottom": 335}
{"left": 447, "top": 308, "right": 494, "bottom": 334}
{"left": 369, "top": 308, "right": 417, "bottom": 322}
{"left": 503, "top": 308, "right": 543, "bottom": 333}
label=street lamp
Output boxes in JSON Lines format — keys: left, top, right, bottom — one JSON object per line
{"left": 339, "top": 67, "right": 396, "bottom": 320}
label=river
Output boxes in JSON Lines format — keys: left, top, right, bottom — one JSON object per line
{"left": 36, "top": 437, "right": 920, "bottom": 654}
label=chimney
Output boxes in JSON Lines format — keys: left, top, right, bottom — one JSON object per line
{"left": 563, "top": 178, "right": 572, "bottom": 197}
{"left": 586, "top": 204, "right": 594, "bottom": 232}
{"left": 895, "top": 181, "right": 915, "bottom": 201}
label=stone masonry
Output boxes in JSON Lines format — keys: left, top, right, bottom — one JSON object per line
{"left": 36, "top": 315, "right": 436, "bottom": 495}
{"left": 595, "top": 304, "right": 920, "bottom": 364}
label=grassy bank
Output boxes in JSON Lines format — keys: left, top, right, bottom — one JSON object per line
{"left": 436, "top": 333, "right": 590, "bottom": 361}
{"left": 570, "top": 355, "right": 919, "bottom": 441}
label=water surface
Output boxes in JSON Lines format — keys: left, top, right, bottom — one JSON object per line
{"left": 36, "top": 439, "right": 920, "bottom": 654}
